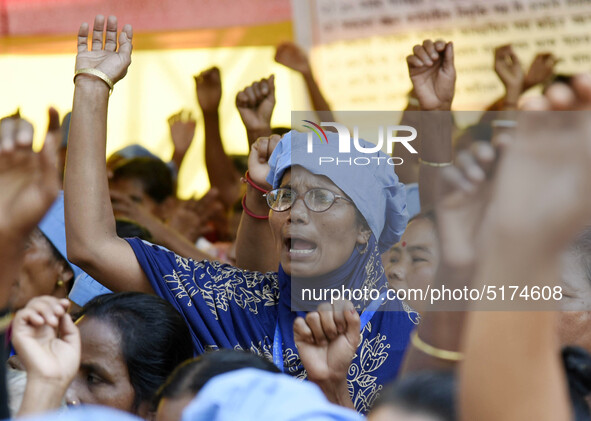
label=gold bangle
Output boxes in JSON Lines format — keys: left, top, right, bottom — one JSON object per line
{"left": 0, "top": 312, "right": 14, "bottom": 333}
{"left": 74, "top": 68, "right": 114, "bottom": 95}
{"left": 418, "top": 158, "right": 453, "bottom": 167}
{"left": 411, "top": 330, "right": 464, "bottom": 362}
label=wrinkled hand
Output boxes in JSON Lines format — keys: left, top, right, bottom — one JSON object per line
{"left": 407, "top": 39, "right": 456, "bottom": 111}
{"left": 524, "top": 53, "right": 557, "bottom": 91}
{"left": 494, "top": 45, "right": 524, "bottom": 101}
{"left": 195, "top": 67, "right": 222, "bottom": 112}
{"left": 275, "top": 42, "right": 311, "bottom": 74}
{"left": 236, "top": 75, "right": 276, "bottom": 133}
{"left": 247, "top": 134, "right": 281, "bottom": 189}
{"left": 168, "top": 110, "right": 196, "bottom": 155}
{"left": 75, "top": 15, "right": 133, "bottom": 86}
{"left": 0, "top": 111, "right": 59, "bottom": 240}
{"left": 11, "top": 296, "right": 80, "bottom": 385}
{"left": 294, "top": 301, "right": 359, "bottom": 391}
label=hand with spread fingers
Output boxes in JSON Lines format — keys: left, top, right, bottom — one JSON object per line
{"left": 0, "top": 111, "right": 59, "bottom": 242}
{"left": 168, "top": 110, "right": 197, "bottom": 168}
{"left": 294, "top": 300, "right": 359, "bottom": 408}
{"left": 75, "top": 15, "right": 133, "bottom": 88}
{"left": 407, "top": 39, "right": 456, "bottom": 111}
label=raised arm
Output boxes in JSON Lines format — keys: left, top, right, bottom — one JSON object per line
{"left": 196, "top": 67, "right": 241, "bottom": 209}
{"left": 485, "top": 44, "right": 524, "bottom": 112}
{"left": 64, "top": 15, "right": 151, "bottom": 293}
{"left": 0, "top": 112, "right": 59, "bottom": 309}
{"left": 236, "top": 75, "right": 275, "bottom": 148}
{"left": 168, "top": 110, "right": 196, "bottom": 171}
{"left": 406, "top": 39, "right": 456, "bottom": 210}
{"left": 275, "top": 41, "right": 335, "bottom": 122}
{"left": 234, "top": 135, "right": 280, "bottom": 272}
{"left": 460, "top": 76, "right": 591, "bottom": 421}
{"left": 402, "top": 140, "right": 495, "bottom": 374}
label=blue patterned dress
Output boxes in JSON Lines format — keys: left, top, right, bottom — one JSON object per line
{"left": 126, "top": 237, "right": 417, "bottom": 413}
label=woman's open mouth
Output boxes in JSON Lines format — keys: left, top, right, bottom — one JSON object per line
{"left": 285, "top": 237, "right": 317, "bottom": 256}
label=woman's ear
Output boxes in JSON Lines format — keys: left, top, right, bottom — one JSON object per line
{"left": 56, "top": 261, "right": 74, "bottom": 290}
{"left": 356, "top": 223, "right": 372, "bottom": 245}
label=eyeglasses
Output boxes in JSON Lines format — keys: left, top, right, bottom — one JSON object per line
{"left": 264, "top": 188, "right": 353, "bottom": 212}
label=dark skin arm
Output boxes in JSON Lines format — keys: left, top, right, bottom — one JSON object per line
{"left": 236, "top": 75, "right": 275, "bottom": 147}
{"left": 0, "top": 111, "right": 60, "bottom": 310}
{"left": 406, "top": 39, "right": 456, "bottom": 211}
{"left": 196, "top": 67, "right": 241, "bottom": 210}
{"left": 168, "top": 110, "right": 196, "bottom": 170}
{"left": 234, "top": 135, "right": 280, "bottom": 272}
{"left": 234, "top": 77, "right": 279, "bottom": 271}
{"left": 64, "top": 15, "right": 152, "bottom": 294}
{"left": 275, "top": 41, "right": 335, "bottom": 122}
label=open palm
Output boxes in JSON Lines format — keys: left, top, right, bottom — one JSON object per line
{"left": 75, "top": 15, "right": 132, "bottom": 85}
{"left": 0, "top": 114, "right": 59, "bottom": 239}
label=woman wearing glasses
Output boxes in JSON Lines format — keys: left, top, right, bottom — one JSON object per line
{"left": 64, "top": 16, "right": 415, "bottom": 414}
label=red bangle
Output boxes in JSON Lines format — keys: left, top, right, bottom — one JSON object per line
{"left": 243, "top": 171, "right": 268, "bottom": 194}
{"left": 241, "top": 195, "right": 269, "bottom": 220}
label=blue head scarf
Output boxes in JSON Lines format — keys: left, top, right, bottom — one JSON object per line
{"left": 182, "top": 368, "right": 363, "bottom": 421}
{"left": 266, "top": 130, "right": 408, "bottom": 253}
{"left": 263, "top": 131, "right": 414, "bottom": 400}
{"left": 266, "top": 130, "right": 408, "bottom": 311}
{"left": 38, "top": 191, "right": 95, "bottom": 286}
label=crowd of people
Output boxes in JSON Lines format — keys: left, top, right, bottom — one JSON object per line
{"left": 1, "top": 13, "right": 591, "bottom": 421}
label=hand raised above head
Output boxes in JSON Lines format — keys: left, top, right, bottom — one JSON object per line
{"left": 524, "top": 52, "right": 557, "bottom": 91}
{"left": 247, "top": 134, "right": 281, "bottom": 190}
{"left": 493, "top": 44, "right": 524, "bottom": 103}
{"left": 275, "top": 41, "right": 311, "bottom": 75}
{"left": 168, "top": 110, "right": 197, "bottom": 153}
{"left": 75, "top": 15, "right": 133, "bottom": 88}
{"left": 195, "top": 66, "right": 222, "bottom": 112}
{"left": 236, "top": 75, "right": 276, "bottom": 133}
{"left": 407, "top": 39, "right": 455, "bottom": 111}
{"left": 484, "top": 75, "right": 591, "bottom": 251}
{"left": 0, "top": 110, "right": 59, "bottom": 240}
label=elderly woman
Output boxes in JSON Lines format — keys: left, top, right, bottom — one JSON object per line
{"left": 12, "top": 293, "right": 193, "bottom": 418}
{"left": 64, "top": 16, "right": 414, "bottom": 413}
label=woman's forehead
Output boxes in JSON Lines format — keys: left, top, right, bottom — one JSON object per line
{"left": 280, "top": 166, "right": 346, "bottom": 194}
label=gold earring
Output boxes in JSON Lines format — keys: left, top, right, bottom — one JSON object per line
{"left": 356, "top": 241, "right": 369, "bottom": 255}
{"left": 56, "top": 279, "right": 64, "bottom": 287}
